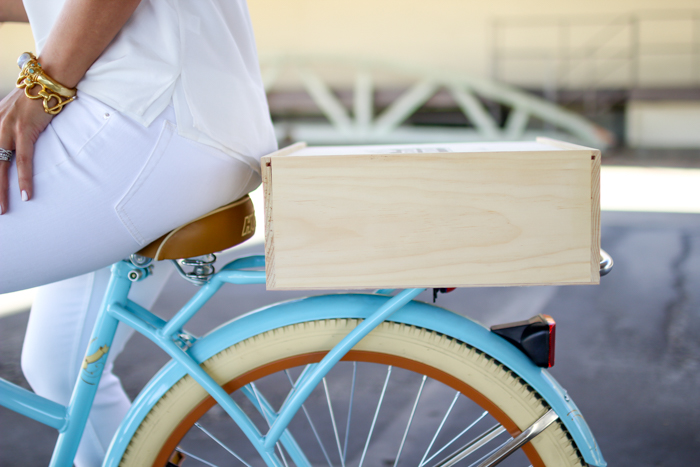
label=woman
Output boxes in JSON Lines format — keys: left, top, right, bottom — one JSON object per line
{"left": 0, "top": 0, "right": 277, "bottom": 464}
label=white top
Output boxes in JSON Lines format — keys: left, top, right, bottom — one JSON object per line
{"left": 23, "top": 0, "right": 278, "bottom": 172}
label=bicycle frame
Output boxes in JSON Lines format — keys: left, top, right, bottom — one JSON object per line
{"left": 0, "top": 256, "right": 607, "bottom": 467}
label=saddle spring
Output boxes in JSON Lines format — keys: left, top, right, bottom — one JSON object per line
{"left": 172, "top": 254, "right": 217, "bottom": 286}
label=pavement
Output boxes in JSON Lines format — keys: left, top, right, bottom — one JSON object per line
{"left": 2, "top": 165, "right": 700, "bottom": 465}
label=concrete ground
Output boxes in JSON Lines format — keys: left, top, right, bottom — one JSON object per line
{"left": 2, "top": 209, "right": 700, "bottom": 466}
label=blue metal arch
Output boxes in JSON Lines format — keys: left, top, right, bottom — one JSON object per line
{"left": 103, "top": 294, "right": 605, "bottom": 467}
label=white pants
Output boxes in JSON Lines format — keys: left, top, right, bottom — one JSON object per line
{"left": 0, "top": 94, "right": 260, "bottom": 465}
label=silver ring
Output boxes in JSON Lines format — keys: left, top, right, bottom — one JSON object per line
{"left": 0, "top": 148, "right": 13, "bottom": 162}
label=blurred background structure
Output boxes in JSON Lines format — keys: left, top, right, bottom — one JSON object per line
{"left": 2, "top": 0, "right": 700, "bottom": 149}
{"left": 2, "top": 1, "right": 700, "bottom": 465}
{"left": 258, "top": 0, "right": 700, "bottom": 150}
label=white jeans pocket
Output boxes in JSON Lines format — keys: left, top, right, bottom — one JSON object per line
{"left": 115, "top": 120, "right": 179, "bottom": 246}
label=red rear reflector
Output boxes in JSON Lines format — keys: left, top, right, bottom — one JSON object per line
{"left": 542, "top": 314, "right": 556, "bottom": 368}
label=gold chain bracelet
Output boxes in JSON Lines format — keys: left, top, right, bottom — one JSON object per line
{"left": 16, "top": 52, "right": 77, "bottom": 115}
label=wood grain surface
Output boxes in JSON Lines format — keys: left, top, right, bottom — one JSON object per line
{"left": 536, "top": 138, "right": 601, "bottom": 282}
{"left": 263, "top": 141, "right": 599, "bottom": 290}
{"left": 261, "top": 142, "right": 308, "bottom": 284}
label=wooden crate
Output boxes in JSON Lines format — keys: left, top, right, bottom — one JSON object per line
{"left": 261, "top": 138, "right": 600, "bottom": 290}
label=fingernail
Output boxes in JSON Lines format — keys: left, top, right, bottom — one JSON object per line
{"left": 0, "top": 205, "right": 4, "bottom": 215}
{"left": 21, "top": 190, "right": 28, "bottom": 201}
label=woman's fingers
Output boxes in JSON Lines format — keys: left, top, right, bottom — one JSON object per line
{"left": 0, "top": 89, "right": 53, "bottom": 211}
{"left": 15, "top": 132, "right": 34, "bottom": 201}
{"left": 0, "top": 127, "right": 13, "bottom": 214}
{"left": 0, "top": 158, "right": 9, "bottom": 215}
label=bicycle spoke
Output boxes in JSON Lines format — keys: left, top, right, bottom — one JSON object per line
{"left": 194, "top": 423, "right": 252, "bottom": 467}
{"left": 177, "top": 446, "right": 221, "bottom": 467}
{"left": 434, "top": 424, "right": 507, "bottom": 467}
{"left": 276, "top": 442, "right": 290, "bottom": 467}
{"left": 422, "top": 411, "right": 489, "bottom": 466}
{"left": 248, "top": 383, "right": 290, "bottom": 467}
{"left": 322, "top": 377, "right": 345, "bottom": 467}
{"left": 342, "top": 362, "right": 357, "bottom": 465}
{"left": 392, "top": 374, "right": 427, "bottom": 467}
{"left": 419, "top": 391, "right": 461, "bottom": 467}
{"left": 250, "top": 382, "right": 272, "bottom": 427}
{"left": 285, "top": 370, "right": 334, "bottom": 467}
{"left": 357, "top": 366, "right": 392, "bottom": 467}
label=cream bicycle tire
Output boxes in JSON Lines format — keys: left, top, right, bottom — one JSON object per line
{"left": 119, "top": 319, "right": 585, "bottom": 467}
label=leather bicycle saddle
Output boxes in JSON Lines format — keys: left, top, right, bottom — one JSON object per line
{"left": 136, "top": 195, "right": 256, "bottom": 261}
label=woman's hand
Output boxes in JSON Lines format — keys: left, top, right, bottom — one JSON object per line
{"left": 0, "top": 0, "right": 142, "bottom": 215}
{"left": 0, "top": 88, "right": 52, "bottom": 214}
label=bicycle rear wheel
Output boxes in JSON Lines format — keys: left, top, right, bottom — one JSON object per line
{"left": 119, "top": 319, "right": 584, "bottom": 467}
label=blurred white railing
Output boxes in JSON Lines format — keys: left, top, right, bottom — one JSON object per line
{"left": 260, "top": 55, "right": 611, "bottom": 148}
{"left": 492, "top": 11, "right": 700, "bottom": 92}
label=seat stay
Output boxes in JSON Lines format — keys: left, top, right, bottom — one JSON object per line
{"left": 108, "top": 299, "right": 277, "bottom": 466}
{"left": 108, "top": 257, "right": 423, "bottom": 463}
{"left": 104, "top": 261, "right": 281, "bottom": 466}
{"left": 157, "top": 260, "right": 266, "bottom": 338}
{"left": 158, "top": 280, "right": 226, "bottom": 337}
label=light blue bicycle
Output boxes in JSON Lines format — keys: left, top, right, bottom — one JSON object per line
{"left": 0, "top": 194, "right": 613, "bottom": 467}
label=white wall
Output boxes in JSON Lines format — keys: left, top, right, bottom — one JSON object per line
{"left": 2, "top": 0, "right": 698, "bottom": 96}
{"left": 247, "top": 0, "right": 700, "bottom": 87}
{"left": 627, "top": 101, "right": 700, "bottom": 148}
{"left": 0, "top": 23, "right": 35, "bottom": 97}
